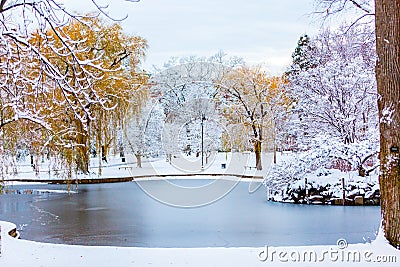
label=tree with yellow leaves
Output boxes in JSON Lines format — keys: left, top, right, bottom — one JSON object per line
{"left": 0, "top": 17, "right": 148, "bottom": 176}
{"left": 217, "top": 66, "right": 291, "bottom": 170}
{"left": 40, "top": 17, "right": 148, "bottom": 174}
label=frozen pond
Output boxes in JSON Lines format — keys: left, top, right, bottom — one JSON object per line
{"left": 0, "top": 179, "right": 381, "bottom": 247}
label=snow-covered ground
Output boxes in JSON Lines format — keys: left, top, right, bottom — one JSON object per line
{"left": 1, "top": 220, "right": 399, "bottom": 267}
{"left": 3, "top": 152, "right": 271, "bottom": 184}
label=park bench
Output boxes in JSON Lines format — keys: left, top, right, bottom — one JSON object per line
{"left": 244, "top": 165, "right": 257, "bottom": 170}
{"left": 118, "top": 164, "right": 133, "bottom": 171}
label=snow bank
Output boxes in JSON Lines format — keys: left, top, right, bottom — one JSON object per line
{"left": 267, "top": 169, "right": 379, "bottom": 205}
{"left": 265, "top": 150, "right": 380, "bottom": 206}
{"left": 1, "top": 220, "right": 399, "bottom": 267}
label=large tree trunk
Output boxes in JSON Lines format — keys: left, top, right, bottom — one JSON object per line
{"left": 254, "top": 140, "right": 262, "bottom": 170}
{"left": 375, "top": 0, "right": 400, "bottom": 248}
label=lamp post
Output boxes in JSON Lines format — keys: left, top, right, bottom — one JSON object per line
{"left": 201, "top": 114, "right": 206, "bottom": 170}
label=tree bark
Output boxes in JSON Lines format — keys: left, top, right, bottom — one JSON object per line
{"left": 358, "top": 165, "right": 366, "bottom": 177}
{"left": 135, "top": 154, "right": 142, "bottom": 168}
{"left": 254, "top": 140, "right": 262, "bottom": 170}
{"left": 120, "top": 147, "right": 125, "bottom": 163}
{"left": 375, "top": 0, "right": 400, "bottom": 248}
{"left": 101, "top": 145, "right": 108, "bottom": 163}
{"left": 76, "top": 120, "right": 89, "bottom": 174}
{"left": 30, "top": 155, "right": 34, "bottom": 168}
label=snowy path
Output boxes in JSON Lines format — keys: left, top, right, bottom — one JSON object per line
{"left": 4, "top": 152, "right": 270, "bottom": 184}
{"left": 1, "top": 220, "right": 399, "bottom": 267}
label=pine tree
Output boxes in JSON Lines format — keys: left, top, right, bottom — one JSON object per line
{"left": 287, "top": 34, "right": 317, "bottom": 76}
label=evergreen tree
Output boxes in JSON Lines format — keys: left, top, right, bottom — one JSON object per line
{"left": 287, "top": 34, "right": 317, "bottom": 76}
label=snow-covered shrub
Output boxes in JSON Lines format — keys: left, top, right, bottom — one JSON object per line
{"left": 264, "top": 134, "right": 379, "bottom": 192}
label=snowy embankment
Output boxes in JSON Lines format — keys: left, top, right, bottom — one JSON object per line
{"left": 1, "top": 220, "right": 399, "bottom": 267}
{"left": 264, "top": 151, "right": 380, "bottom": 206}
{"left": 266, "top": 169, "right": 380, "bottom": 205}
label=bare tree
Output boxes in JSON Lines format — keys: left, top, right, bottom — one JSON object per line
{"left": 314, "top": 0, "right": 375, "bottom": 29}
{"left": 286, "top": 27, "right": 377, "bottom": 145}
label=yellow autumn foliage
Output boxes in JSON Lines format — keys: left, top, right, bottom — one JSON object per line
{"left": 1, "top": 17, "right": 148, "bottom": 175}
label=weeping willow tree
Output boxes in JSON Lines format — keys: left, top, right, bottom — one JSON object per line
{"left": 0, "top": 17, "right": 148, "bottom": 177}
{"left": 50, "top": 18, "right": 150, "bottom": 175}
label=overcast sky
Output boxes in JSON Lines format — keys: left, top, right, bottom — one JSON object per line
{"left": 64, "top": 0, "right": 321, "bottom": 74}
